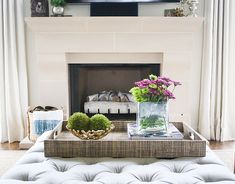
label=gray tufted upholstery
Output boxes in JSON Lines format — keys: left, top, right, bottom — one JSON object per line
{"left": 1, "top": 131, "right": 235, "bottom": 184}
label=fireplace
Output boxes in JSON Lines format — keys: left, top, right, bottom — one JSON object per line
{"left": 69, "top": 64, "right": 160, "bottom": 120}
{"left": 25, "top": 17, "right": 204, "bottom": 129}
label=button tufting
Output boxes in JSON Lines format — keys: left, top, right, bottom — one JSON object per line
{"left": 113, "top": 167, "right": 123, "bottom": 173}
{"left": 83, "top": 174, "right": 96, "bottom": 182}
{"left": 173, "top": 167, "right": 183, "bottom": 173}
{"left": 20, "top": 174, "right": 29, "bottom": 181}
{"left": 18, "top": 174, "right": 36, "bottom": 182}
{"left": 53, "top": 164, "right": 69, "bottom": 172}
{"left": 138, "top": 176, "right": 153, "bottom": 182}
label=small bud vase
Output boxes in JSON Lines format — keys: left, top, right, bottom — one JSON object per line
{"left": 137, "top": 102, "right": 168, "bottom": 133}
{"left": 52, "top": 6, "right": 64, "bottom": 16}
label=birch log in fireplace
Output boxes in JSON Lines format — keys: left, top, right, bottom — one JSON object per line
{"left": 84, "top": 90, "right": 137, "bottom": 114}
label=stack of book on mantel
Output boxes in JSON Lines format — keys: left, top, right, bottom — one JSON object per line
{"left": 128, "top": 123, "right": 184, "bottom": 140}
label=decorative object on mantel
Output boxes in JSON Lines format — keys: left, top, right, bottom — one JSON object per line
{"left": 164, "top": 9, "right": 176, "bottom": 17}
{"left": 187, "top": 0, "right": 199, "bottom": 17}
{"left": 164, "top": 0, "right": 186, "bottom": 17}
{"left": 130, "top": 74, "right": 181, "bottom": 134}
{"left": 164, "top": 0, "right": 199, "bottom": 17}
{"left": 177, "top": 0, "right": 188, "bottom": 16}
{"left": 174, "top": 7, "right": 185, "bottom": 17}
{"left": 164, "top": 8, "right": 184, "bottom": 17}
{"left": 178, "top": 0, "right": 199, "bottom": 17}
{"left": 66, "top": 112, "right": 115, "bottom": 140}
{"left": 50, "top": 0, "right": 67, "bottom": 16}
{"left": 31, "top": 0, "right": 49, "bottom": 17}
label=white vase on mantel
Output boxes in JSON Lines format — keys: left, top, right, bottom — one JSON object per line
{"left": 187, "top": 0, "right": 199, "bottom": 17}
{"left": 52, "top": 6, "right": 64, "bottom": 16}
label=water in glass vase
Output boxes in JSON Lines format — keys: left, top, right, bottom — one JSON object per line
{"left": 137, "top": 102, "right": 168, "bottom": 133}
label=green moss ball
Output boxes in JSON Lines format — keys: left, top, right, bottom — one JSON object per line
{"left": 67, "top": 112, "right": 90, "bottom": 131}
{"left": 90, "top": 114, "right": 111, "bottom": 131}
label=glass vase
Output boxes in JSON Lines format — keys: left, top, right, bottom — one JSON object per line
{"left": 137, "top": 102, "right": 168, "bottom": 133}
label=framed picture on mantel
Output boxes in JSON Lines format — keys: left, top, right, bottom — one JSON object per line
{"left": 31, "top": 0, "right": 49, "bottom": 17}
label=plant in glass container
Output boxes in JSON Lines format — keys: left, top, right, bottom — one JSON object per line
{"left": 50, "top": 0, "right": 66, "bottom": 16}
{"left": 130, "top": 74, "right": 181, "bottom": 133}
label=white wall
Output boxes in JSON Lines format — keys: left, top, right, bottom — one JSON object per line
{"left": 24, "top": 0, "right": 204, "bottom": 17}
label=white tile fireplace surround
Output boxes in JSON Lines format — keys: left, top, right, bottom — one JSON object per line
{"left": 25, "top": 17, "right": 204, "bottom": 129}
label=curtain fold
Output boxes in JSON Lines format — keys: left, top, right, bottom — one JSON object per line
{"left": 221, "top": 0, "right": 235, "bottom": 141}
{"left": 0, "top": 0, "right": 28, "bottom": 143}
{"left": 199, "top": 0, "right": 235, "bottom": 141}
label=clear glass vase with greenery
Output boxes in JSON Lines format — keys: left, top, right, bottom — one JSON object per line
{"left": 130, "top": 74, "right": 181, "bottom": 133}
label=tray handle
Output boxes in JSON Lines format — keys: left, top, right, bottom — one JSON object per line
{"left": 52, "top": 121, "right": 63, "bottom": 139}
{"left": 183, "top": 122, "right": 209, "bottom": 145}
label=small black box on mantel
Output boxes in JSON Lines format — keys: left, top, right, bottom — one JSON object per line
{"left": 31, "top": 0, "right": 49, "bottom": 17}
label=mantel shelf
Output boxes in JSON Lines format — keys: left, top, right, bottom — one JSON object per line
{"left": 25, "top": 17, "right": 204, "bottom": 33}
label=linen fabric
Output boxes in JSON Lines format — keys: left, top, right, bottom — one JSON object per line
{"left": 32, "top": 110, "right": 63, "bottom": 136}
{"left": 0, "top": 0, "right": 28, "bottom": 142}
{"left": 199, "top": 0, "right": 235, "bottom": 141}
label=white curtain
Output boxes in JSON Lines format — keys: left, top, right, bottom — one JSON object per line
{"left": 199, "top": 0, "right": 235, "bottom": 141}
{"left": 0, "top": 0, "right": 28, "bottom": 143}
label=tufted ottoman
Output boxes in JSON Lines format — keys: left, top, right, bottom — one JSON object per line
{"left": 1, "top": 131, "right": 235, "bottom": 184}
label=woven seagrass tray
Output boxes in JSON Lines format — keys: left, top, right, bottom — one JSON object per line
{"left": 44, "top": 121, "right": 208, "bottom": 158}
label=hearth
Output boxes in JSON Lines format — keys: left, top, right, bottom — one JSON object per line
{"left": 69, "top": 64, "right": 160, "bottom": 120}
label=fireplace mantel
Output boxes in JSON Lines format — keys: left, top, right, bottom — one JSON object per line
{"left": 25, "top": 16, "right": 204, "bottom": 129}
{"left": 25, "top": 17, "right": 203, "bottom": 33}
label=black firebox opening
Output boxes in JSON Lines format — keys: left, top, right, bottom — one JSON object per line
{"left": 69, "top": 64, "right": 160, "bottom": 120}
